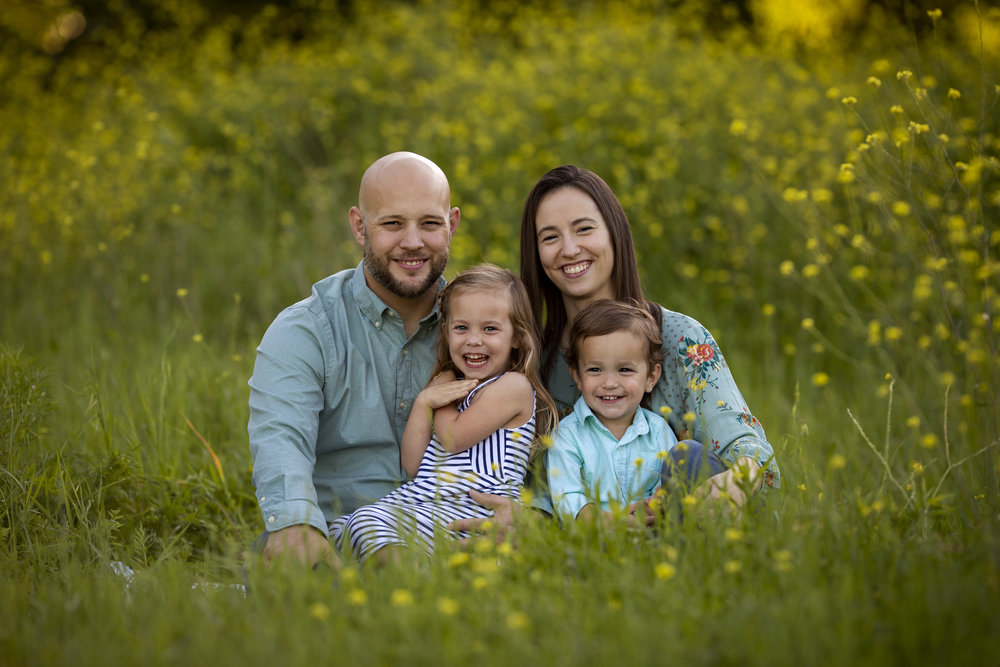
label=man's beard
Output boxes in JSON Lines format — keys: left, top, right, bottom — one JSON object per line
{"left": 363, "top": 238, "right": 448, "bottom": 299}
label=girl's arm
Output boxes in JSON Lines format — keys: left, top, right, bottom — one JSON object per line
{"left": 433, "top": 372, "right": 534, "bottom": 454}
{"left": 400, "top": 372, "right": 478, "bottom": 477}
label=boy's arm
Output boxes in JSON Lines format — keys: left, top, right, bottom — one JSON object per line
{"left": 546, "top": 431, "right": 592, "bottom": 521}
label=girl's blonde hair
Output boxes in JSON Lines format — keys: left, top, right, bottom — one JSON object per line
{"left": 433, "top": 264, "right": 558, "bottom": 452}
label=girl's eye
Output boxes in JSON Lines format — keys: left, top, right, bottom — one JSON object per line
{"left": 453, "top": 325, "right": 467, "bottom": 332}
{"left": 484, "top": 326, "right": 498, "bottom": 333}
{"left": 619, "top": 367, "right": 635, "bottom": 374}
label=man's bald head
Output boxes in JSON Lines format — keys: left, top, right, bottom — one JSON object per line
{"left": 357, "top": 152, "right": 452, "bottom": 216}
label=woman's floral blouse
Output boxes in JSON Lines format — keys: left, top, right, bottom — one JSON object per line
{"left": 545, "top": 306, "right": 781, "bottom": 490}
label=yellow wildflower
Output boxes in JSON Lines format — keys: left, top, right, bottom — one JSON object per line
{"left": 506, "top": 611, "right": 530, "bottom": 630}
{"left": 655, "top": 562, "right": 677, "bottom": 580}
{"left": 438, "top": 597, "right": 460, "bottom": 616}
{"left": 390, "top": 589, "right": 414, "bottom": 607}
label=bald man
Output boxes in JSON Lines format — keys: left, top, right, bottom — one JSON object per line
{"left": 249, "top": 153, "right": 505, "bottom": 568}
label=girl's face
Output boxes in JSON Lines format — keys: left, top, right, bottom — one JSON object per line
{"left": 445, "top": 289, "right": 517, "bottom": 380}
{"left": 569, "top": 329, "right": 661, "bottom": 439}
{"left": 534, "top": 187, "right": 616, "bottom": 311}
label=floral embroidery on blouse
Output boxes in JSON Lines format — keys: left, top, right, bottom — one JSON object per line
{"left": 717, "top": 400, "right": 761, "bottom": 429}
{"left": 679, "top": 333, "right": 723, "bottom": 401}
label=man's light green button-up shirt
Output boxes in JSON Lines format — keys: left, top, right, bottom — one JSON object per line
{"left": 248, "top": 263, "right": 442, "bottom": 536}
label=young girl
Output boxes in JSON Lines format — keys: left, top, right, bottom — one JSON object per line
{"left": 330, "top": 264, "right": 557, "bottom": 563}
{"left": 547, "top": 299, "right": 685, "bottom": 528}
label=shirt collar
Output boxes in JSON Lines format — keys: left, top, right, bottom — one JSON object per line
{"left": 350, "top": 261, "right": 444, "bottom": 331}
{"left": 571, "top": 395, "right": 651, "bottom": 441}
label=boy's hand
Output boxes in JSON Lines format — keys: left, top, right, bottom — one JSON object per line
{"left": 626, "top": 498, "right": 658, "bottom": 528}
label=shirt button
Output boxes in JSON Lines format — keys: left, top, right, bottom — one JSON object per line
{"left": 399, "top": 401, "right": 407, "bottom": 408}
{"left": 402, "top": 348, "right": 408, "bottom": 356}
{"left": 375, "top": 321, "right": 382, "bottom": 329}
{"left": 267, "top": 516, "right": 275, "bottom": 524}
{"left": 259, "top": 496, "right": 266, "bottom": 504}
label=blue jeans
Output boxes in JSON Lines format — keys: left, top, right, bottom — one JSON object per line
{"left": 659, "top": 440, "right": 728, "bottom": 493}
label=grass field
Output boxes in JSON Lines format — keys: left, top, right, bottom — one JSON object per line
{"left": 2, "top": 1, "right": 998, "bottom": 664}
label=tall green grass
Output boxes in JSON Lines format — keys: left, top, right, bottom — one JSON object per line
{"left": 1, "top": 1, "right": 997, "bottom": 664}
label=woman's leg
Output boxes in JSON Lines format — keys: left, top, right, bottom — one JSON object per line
{"left": 659, "top": 440, "right": 728, "bottom": 492}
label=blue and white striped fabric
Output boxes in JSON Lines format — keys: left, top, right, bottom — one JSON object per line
{"left": 330, "top": 373, "right": 536, "bottom": 563}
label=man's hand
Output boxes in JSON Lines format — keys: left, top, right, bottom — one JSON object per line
{"left": 262, "top": 524, "right": 339, "bottom": 570}
{"left": 693, "top": 457, "right": 761, "bottom": 510}
{"left": 446, "top": 490, "right": 520, "bottom": 543}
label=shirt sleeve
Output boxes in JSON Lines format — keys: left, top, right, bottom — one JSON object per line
{"left": 658, "top": 311, "right": 781, "bottom": 489}
{"left": 546, "top": 427, "right": 591, "bottom": 521}
{"left": 248, "top": 307, "right": 331, "bottom": 536}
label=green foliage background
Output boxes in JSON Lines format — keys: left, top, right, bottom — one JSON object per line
{"left": 1, "top": 0, "right": 998, "bottom": 664}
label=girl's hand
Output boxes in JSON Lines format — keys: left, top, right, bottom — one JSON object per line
{"left": 418, "top": 372, "right": 477, "bottom": 410}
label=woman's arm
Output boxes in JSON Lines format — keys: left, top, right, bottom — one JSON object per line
{"left": 400, "top": 372, "right": 478, "bottom": 477}
{"left": 656, "top": 308, "right": 781, "bottom": 492}
{"left": 433, "top": 372, "right": 534, "bottom": 454}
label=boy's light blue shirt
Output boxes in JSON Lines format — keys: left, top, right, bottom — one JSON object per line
{"left": 247, "top": 263, "right": 442, "bottom": 537}
{"left": 547, "top": 395, "right": 678, "bottom": 521}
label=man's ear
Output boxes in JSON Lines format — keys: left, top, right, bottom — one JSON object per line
{"left": 349, "top": 206, "right": 366, "bottom": 247}
{"left": 448, "top": 207, "right": 460, "bottom": 236}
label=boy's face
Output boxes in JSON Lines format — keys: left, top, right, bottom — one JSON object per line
{"left": 569, "top": 330, "right": 661, "bottom": 439}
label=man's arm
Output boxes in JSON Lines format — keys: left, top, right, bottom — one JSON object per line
{"left": 248, "top": 310, "right": 330, "bottom": 544}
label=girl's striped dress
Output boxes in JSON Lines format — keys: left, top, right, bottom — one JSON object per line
{"left": 330, "top": 373, "right": 536, "bottom": 562}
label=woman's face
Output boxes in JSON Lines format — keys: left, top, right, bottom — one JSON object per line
{"left": 534, "top": 186, "right": 616, "bottom": 310}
